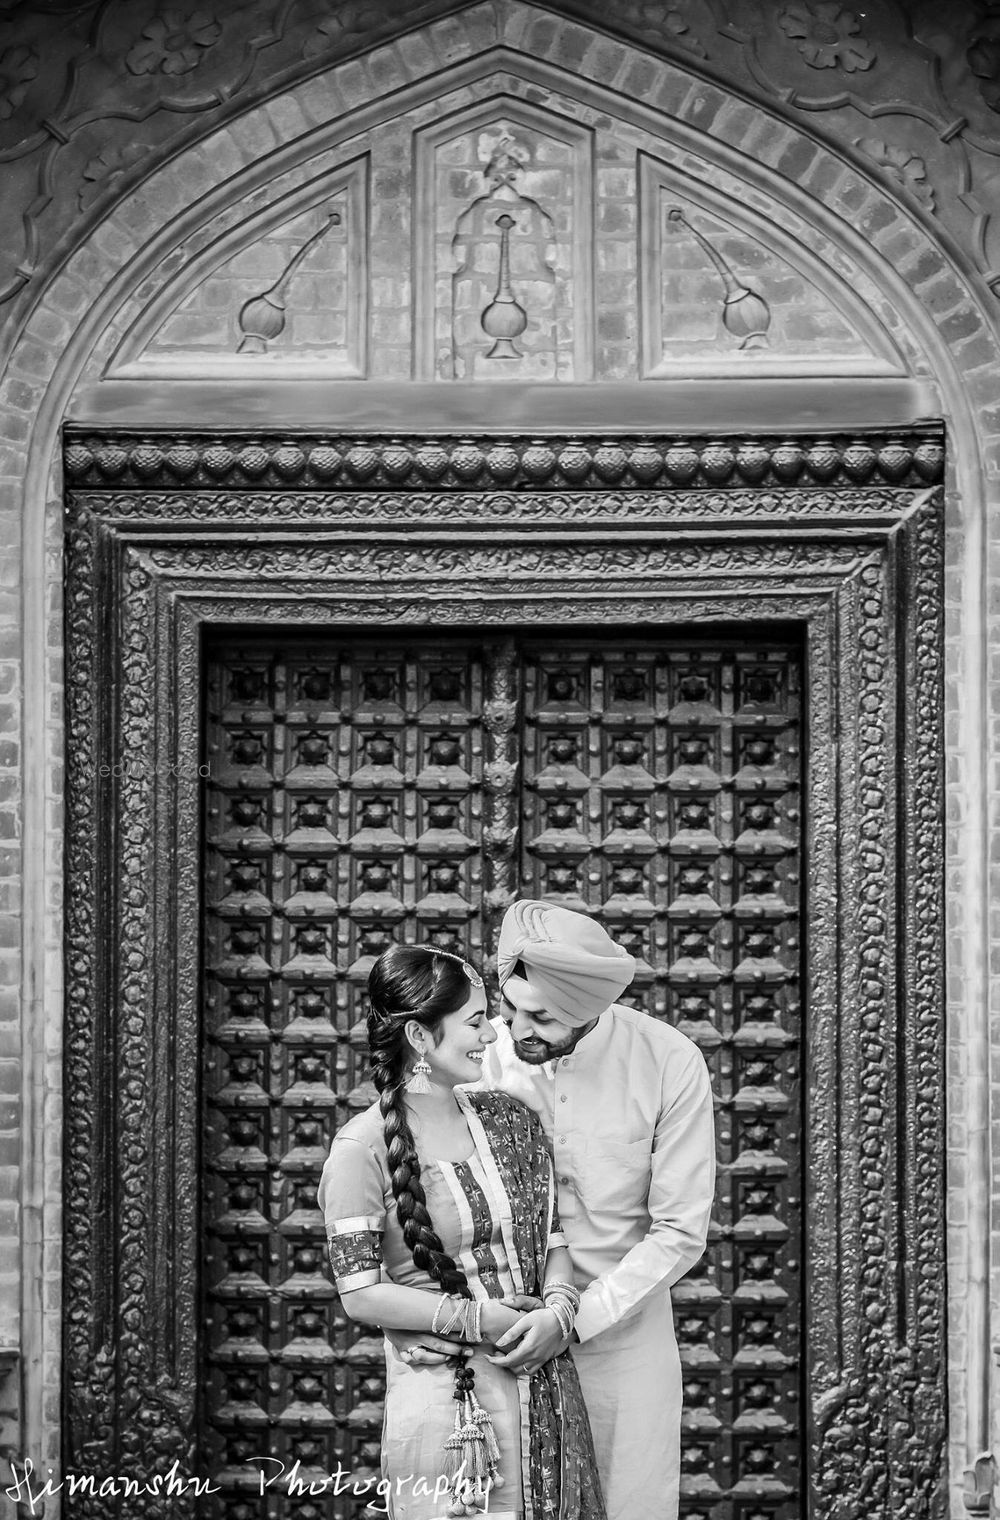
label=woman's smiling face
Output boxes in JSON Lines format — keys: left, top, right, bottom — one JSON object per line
{"left": 407, "top": 984, "right": 496, "bottom": 1088}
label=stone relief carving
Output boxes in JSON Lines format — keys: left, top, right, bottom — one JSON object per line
{"left": 630, "top": 1, "right": 707, "bottom": 57}
{"left": 81, "top": 53, "right": 924, "bottom": 385}
{"left": 1, "top": 0, "right": 1000, "bottom": 319}
{"left": 855, "top": 136, "right": 935, "bottom": 213}
{"left": 107, "top": 160, "right": 366, "bottom": 377}
{"left": 416, "top": 107, "right": 593, "bottom": 381}
{"left": 0, "top": 43, "right": 37, "bottom": 118}
{"left": 124, "top": 9, "right": 222, "bottom": 76}
{"left": 301, "top": 0, "right": 386, "bottom": 58}
{"left": 966, "top": 17, "right": 1000, "bottom": 113}
{"left": 150, "top": 195, "right": 348, "bottom": 360}
{"left": 664, "top": 206, "right": 771, "bottom": 351}
{"left": 234, "top": 203, "right": 343, "bottom": 354}
{"left": 78, "top": 143, "right": 147, "bottom": 212}
{"left": 450, "top": 130, "right": 558, "bottom": 376}
{"left": 777, "top": 2, "right": 876, "bottom": 72}
{"left": 640, "top": 154, "right": 905, "bottom": 376}
{"left": 414, "top": 96, "right": 595, "bottom": 380}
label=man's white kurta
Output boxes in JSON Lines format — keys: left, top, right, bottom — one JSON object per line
{"left": 480, "top": 1003, "right": 716, "bottom": 1520}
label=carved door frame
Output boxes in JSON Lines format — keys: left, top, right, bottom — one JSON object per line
{"left": 62, "top": 427, "right": 946, "bottom": 1518}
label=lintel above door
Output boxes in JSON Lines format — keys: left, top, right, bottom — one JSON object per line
{"left": 66, "top": 377, "right": 941, "bottom": 435}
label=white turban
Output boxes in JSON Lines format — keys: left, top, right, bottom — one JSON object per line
{"left": 496, "top": 899, "right": 636, "bottom": 1026}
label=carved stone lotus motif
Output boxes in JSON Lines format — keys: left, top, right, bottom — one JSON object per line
{"left": 778, "top": 2, "right": 875, "bottom": 72}
{"left": 125, "top": 9, "right": 222, "bottom": 76}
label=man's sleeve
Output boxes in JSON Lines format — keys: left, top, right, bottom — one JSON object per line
{"left": 573, "top": 1046, "right": 716, "bottom": 1343}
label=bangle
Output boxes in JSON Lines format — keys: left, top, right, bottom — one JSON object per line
{"left": 431, "top": 1296, "right": 449, "bottom": 1335}
{"left": 455, "top": 1297, "right": 481, "bottom": 1344}
{"left": 544, "top": 1280, "right": 580, "bottom": 1308}
{"left": 543, "top": 1280, "right": 579, "bottom": 1341}
{"left": 440, "top": 1299, "right": 467, "bottom": 1338}
{"left": 547, "top": 1300, "right": 574, "bottom": 1339}
{"left": 545, "top": 1290, "right": 579, "bottom": 1315}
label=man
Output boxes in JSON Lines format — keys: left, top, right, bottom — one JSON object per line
{"left": 482, "top": 898, "right": 716, "bottom": 1520}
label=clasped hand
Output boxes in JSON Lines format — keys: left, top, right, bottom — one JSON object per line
{"left": 486, "top": 1294, "right": 571, "bottom": 1375}
{"left": 384, "top": 1294, "right": 569, "bottom": 1375}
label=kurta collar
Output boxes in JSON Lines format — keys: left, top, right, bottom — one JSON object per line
{"left": 542, "top": 1006, "right": 615, "bottom": 1075}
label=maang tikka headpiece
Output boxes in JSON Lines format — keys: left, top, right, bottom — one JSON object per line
{"left": 425, "top": 945, "right": 484, "bottom": 988}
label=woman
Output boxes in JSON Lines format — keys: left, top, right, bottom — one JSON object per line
{"left": 317, "top": 943, "right": 606, "bottom": 1520}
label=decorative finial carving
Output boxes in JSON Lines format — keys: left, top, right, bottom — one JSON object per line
{"left": 666, "top": 207, "right": 771, "bottom": 350}
{"left": 237, "top": 207, "right": 343, "bottom": 355}
{"left": 480, "top": 213, "right": 528, "bottom": 358}
{"left": 449, "top": 128, "right": 557, "bottom": 377}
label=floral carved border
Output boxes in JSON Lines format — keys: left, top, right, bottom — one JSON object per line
{"left": 62, "top": 433, "right": 947, "bottom": 1518}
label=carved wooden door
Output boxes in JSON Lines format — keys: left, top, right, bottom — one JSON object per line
{"left": 202, "top": 631, "right": 802, "bottom": 1520}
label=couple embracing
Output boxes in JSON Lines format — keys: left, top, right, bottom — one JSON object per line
{"left": 318, "top": 899, "right": 716, "bottom": 1520}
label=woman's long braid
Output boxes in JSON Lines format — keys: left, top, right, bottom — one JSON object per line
{"left": 369, "top": 1048, "right": 470, "bottom": 1298}
{"left": 367, "top": 948, "right": 479, "bottom": 1420}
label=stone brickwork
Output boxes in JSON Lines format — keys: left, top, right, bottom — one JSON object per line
{"left": 594, "top": 147, "right": 638, "bottom": 381}
{"left": 0, "top": 3, "right": 997, "bottom": 1514}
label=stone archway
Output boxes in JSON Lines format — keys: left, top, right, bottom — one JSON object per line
{"left": 0, "top": 4, "right": 994, "bottom": 1514}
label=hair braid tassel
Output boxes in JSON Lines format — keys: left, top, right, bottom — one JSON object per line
{"left": 442, "top": 1362, "right": 503, "bottom": 1517}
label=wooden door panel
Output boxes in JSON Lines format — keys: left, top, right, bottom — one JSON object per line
{"left": 201, "top": 633, "right": 802, "bottom": 1519}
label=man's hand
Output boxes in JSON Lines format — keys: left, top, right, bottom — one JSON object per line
{"left": 499, "top": 1293, "right": 543, "bottom": 1312}
{"left": 487, "top": 1308, "right": 569, "bottom": 1375}
{"left": 383, "top": 1327, "right": 467, "bottom": 1367}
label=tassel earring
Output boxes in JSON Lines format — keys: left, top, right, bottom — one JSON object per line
{"left": 405, "top": 1053, "right": 433, "bottom": 1094}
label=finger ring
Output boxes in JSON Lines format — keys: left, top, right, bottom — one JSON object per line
{"left": 401, "top": 1347, "right": 413, "bottom": 1362}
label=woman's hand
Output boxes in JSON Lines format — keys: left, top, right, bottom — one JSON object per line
{"left": 499, "top": 1293, "right": 543, "bottom": 1312}
{"left": 383, "top": 1327, "right": 470, "bottom": 1367}
{"left": 480, "top": 1301, "right": 525, "bottom": 1347}
{"left": 487, "top": 1308, "right": 569, "bottom": 1375}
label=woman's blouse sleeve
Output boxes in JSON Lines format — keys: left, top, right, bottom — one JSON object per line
{"left": 316, "top": 1136, "right": 387, "bottom": 1293}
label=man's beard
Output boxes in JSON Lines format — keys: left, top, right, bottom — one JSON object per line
{"left": 512, "top": 1024, "right": 589, "bottom": 1065}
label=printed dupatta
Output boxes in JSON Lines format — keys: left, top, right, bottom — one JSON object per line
{"left": 459, "top": 1090, "right": 607, "bottom": 1520}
